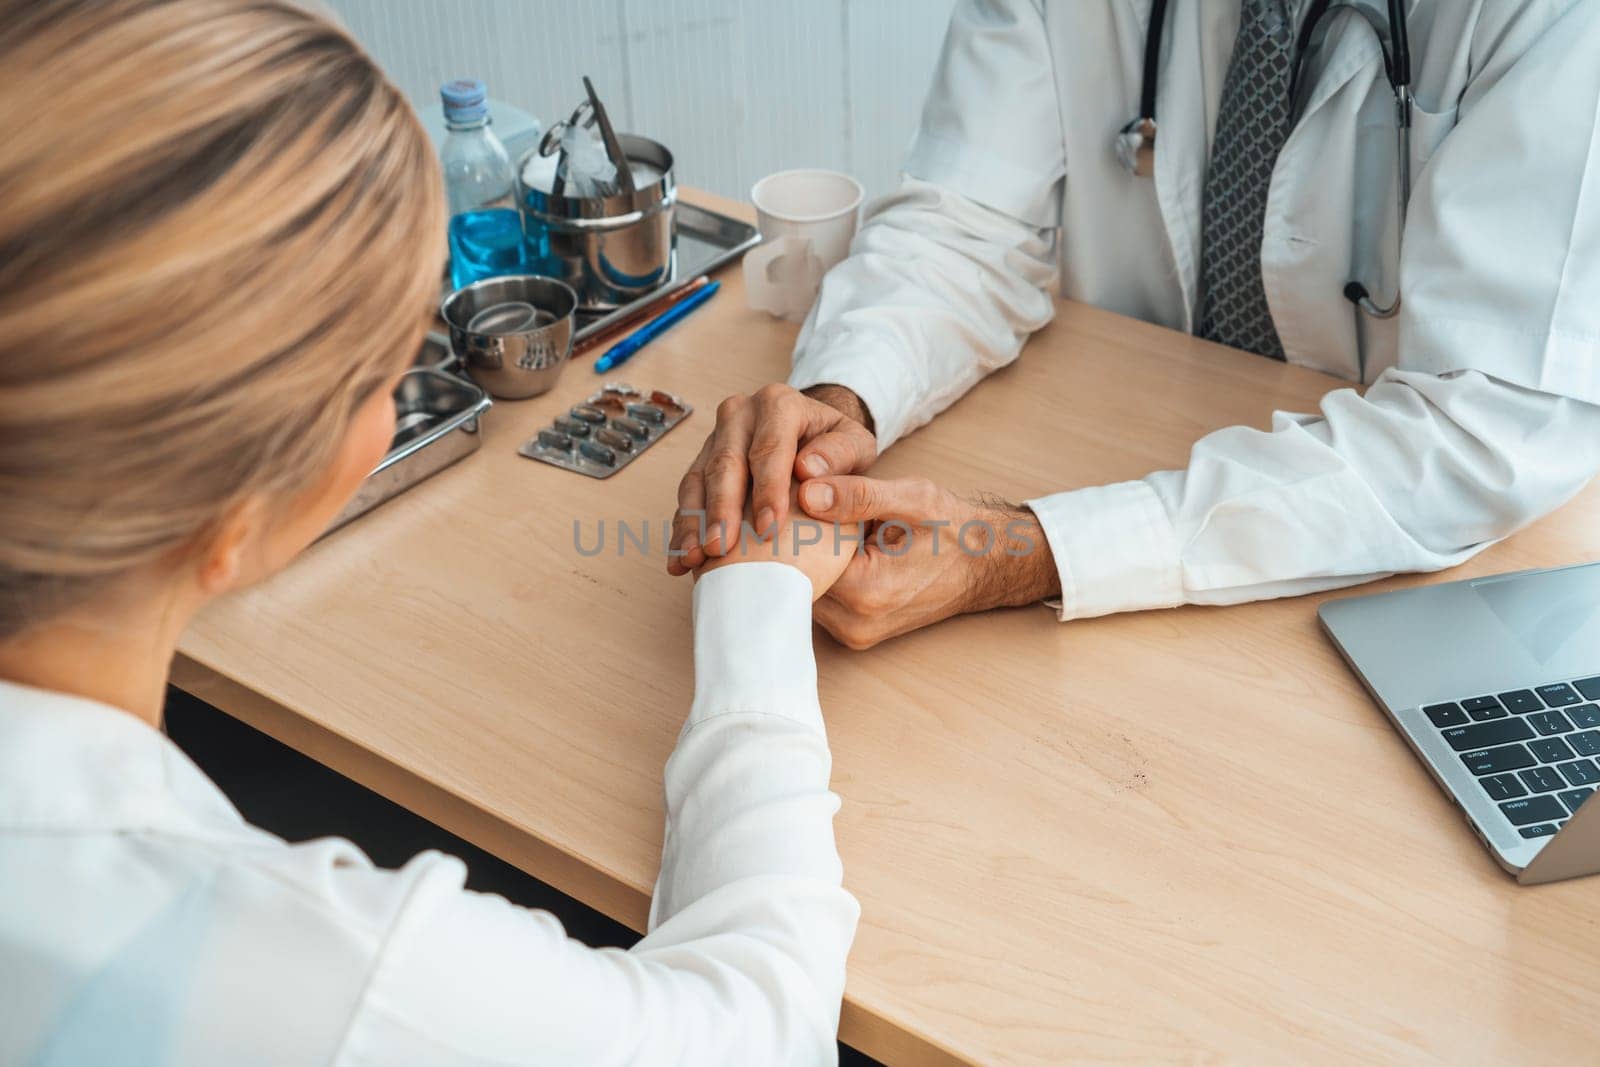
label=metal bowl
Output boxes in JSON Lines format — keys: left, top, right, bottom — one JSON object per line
{"left": 441, "top": 275, "right": 578, "bottom": 399}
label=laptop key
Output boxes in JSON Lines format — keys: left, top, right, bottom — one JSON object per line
{"left": 1460, "top": 696, "right": 1502, "bottom": 717}
{"left": 1468, "top": 704, "right": 1508, "bottom": 722}
{"left": 1557, "top": 759, "right": 1600, "bottom": 787}
{"left": 1536, "top": 683, "right": 1582, "bottom": 707}
{"left": 1519, "top": 823, "right": 1561, "bottom": 839}
{"left": 1424, "top": 702, "right": 1469, "bottom": 727}
{"left": 1442, "top": 719, "right": 1534, "bottom": 751}
{"left": 1461, "top": 744, "right": 1536, "bottom": 775}
{"left": 1519, "top": 767, "right": 1567, "bottom": 793}
{"left": 1573, "top": 676, "right": 1600, "bottom": 701}
{"left": 1500, "top": 796, "right": 1567, "bottom": 826}
{"left": 1527, "top": 710, "right": 1574, "bottom": 736}
{"left": 1560, "top": 788, "right": 1594, "bottom": 815}
{"left": 1569, "top": 704, "right": 1600, "bottom": 729}
{"left": 1569, "top": 731, "right": 1600, "bottom": 757}
{"left": 1529, "top": 738, "right": 1576, "bottom": 764}
{"left": 1498, "top": 690, "right": 1543, "bottom": 715}
{"left": 1479, "top": 774, "right": 1527, "bottom": 801}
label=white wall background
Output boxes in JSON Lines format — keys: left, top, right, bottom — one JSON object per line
{"left": 324, "top": 0, "right": 958, "bottom": 204}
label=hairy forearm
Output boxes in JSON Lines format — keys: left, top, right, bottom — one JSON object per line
{"left": 968, "top": 503, "right": 1062, "bottom": 611}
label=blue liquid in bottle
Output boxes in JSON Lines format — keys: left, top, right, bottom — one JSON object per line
{"left": 440, "top": 79, "right": 530, "bottom": 290}
{"left": 448, "top": 208, "right": 528, "bottom": 290}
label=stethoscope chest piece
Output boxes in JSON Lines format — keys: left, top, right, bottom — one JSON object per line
{"left": 1116, "top": 117, "right": 1157, "bottom": 177}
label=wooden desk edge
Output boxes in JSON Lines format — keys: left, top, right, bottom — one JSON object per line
{"left": 168, "top": 653, "right": 650, "bottom": 921}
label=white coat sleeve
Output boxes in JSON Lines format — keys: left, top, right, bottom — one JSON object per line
{"left": 787, "top": 0, "right": 1063, "bottom": 450}
{"left": 339, "top": 563, "right": 860, "bottom": 1066}
{"left": 1026, "top": 2, "right": 1600, "bottom": 620}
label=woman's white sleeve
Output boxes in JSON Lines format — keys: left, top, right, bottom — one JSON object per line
{"left": 339, "top": 563, "right": 858, "bottom": 1067}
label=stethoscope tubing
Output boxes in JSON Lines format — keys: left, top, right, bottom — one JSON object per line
{"left": 1126, "top": 0, "right": 1414, "bottom": 319}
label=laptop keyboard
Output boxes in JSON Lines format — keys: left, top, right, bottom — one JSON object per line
{"left": 1423, "top": 675, "right": 1600, "bottom": 839}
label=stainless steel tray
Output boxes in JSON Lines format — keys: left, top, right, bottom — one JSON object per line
{"left": 325, "top": 366, "right": 491, "bottom": 535}
{"left": 437, "top": 202, "right": 759, "bottom": 339}
{"left": 571, "top": 201, "right": 758, "bottom": 340}
{"left": 412, "top": 330, "right": 456, "bottom": 372}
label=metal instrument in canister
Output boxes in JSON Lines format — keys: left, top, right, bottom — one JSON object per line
{"left": 518, "top": 90, "right": 677, "bottom": 310}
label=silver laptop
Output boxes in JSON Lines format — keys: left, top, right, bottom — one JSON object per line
{"left": 1320, "top": 561, "right": 1600, "bottom": 884}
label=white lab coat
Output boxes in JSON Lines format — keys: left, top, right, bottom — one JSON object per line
{"left": 789, "top": 0, "right": 1600, "bottom": 619}
{"left": 0, "top": 565, "right": 859, "bottom": 1066}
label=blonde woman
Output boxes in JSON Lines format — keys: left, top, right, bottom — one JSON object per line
{"left": 0, "top": 2, "right": 859, "bottom": 1063}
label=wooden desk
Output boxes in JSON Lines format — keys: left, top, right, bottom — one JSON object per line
{"left": 174, "top": 192, "right": 1600, "bottom": 1066}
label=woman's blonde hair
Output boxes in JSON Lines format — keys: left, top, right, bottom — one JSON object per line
{"left": 0, "top": 0, "right": 445, "bottom": 637}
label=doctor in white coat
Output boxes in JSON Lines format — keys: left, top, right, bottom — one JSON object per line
{"left": 668, "top": 0, "right": 1600, "bottom": 648}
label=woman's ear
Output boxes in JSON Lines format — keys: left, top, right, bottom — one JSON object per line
{"left": 194, "top": 496, "right": 271, "bottom": 596}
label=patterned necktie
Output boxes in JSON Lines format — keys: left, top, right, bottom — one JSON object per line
{"left": 1197, "top": 0, "right": 1296, "bottom": 359}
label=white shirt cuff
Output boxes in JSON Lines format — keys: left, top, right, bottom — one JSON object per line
{"left": 690, "top": 563, "right": 821, "bottom": 729}
{"left": 1025, "top": 480, "right": 1185, "bottom": 621}
{"left": 787, "top": 341, "right": 915, "bottom": 451}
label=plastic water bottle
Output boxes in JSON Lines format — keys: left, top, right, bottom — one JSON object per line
{"left": 440, "top": 79, "right": 529, "bottom": 290}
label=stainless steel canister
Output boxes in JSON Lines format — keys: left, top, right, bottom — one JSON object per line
{"left": 517, "top": 134, "right": 676, "bottom": 309}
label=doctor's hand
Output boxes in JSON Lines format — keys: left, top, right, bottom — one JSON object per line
{"left": 798, "top": 476, "right": 1062, "bottom": 649}
{"left": 694, "top": 486, "right": 861, "bottom": 601}
{"left": 668, "top": 383, "right": 875, "bottom": 575}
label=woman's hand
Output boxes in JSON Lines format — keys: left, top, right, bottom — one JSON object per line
{"left": 694, "top": 486, "right": 861, "bottom": 601}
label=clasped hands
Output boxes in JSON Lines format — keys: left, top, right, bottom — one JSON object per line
{"left": 673, "top": 383, "right": 1060, "bottom": 648}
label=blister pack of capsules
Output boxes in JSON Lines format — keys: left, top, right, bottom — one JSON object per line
{"left": 518, "top": 383, "right": 693, "bottom": 478}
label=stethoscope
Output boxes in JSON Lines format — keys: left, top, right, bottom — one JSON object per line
{"left": 1118, "top": 0, "right": 1413, "bottom": 318}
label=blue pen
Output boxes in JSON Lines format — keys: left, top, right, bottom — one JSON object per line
{"left": 594, "top": 280, "right": 721, "bottom": 373}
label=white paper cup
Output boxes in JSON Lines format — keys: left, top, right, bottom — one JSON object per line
{"left": 744, "top": 169, "right": 864, "bottom": 322}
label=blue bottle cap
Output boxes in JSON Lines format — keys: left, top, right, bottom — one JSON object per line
{"left": 441, "top": 78, "right": 488, "bottom": 124}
